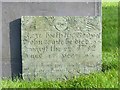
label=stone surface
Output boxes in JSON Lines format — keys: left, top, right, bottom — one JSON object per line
{"left": 22, "top": 16, "right": 102, "bottom": 81}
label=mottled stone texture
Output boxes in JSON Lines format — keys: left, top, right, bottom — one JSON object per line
{"left": 21, "top": 16, "right": 102, "bottom": 81}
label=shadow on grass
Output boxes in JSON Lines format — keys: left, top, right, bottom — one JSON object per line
{"left": 102, "top": 61, "right": 118, "bottom": 72}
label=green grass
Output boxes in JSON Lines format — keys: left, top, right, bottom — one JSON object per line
{"left": 1, "top": 2, "right": 118, "bottom": 88}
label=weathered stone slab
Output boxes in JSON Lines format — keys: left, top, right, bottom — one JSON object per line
{"left": 22, "top": 16, "right": 102, "bottom": 81}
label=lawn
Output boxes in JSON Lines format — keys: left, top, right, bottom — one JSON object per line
{"left": 1, "top": 2, "right": 118, "bottom": 88}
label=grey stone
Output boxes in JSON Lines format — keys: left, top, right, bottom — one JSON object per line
{"left": 1, "top": 0, "right": 101, "bottom": 2}
{"left": 22, "top": 16, "right": 102, "bottom": 81}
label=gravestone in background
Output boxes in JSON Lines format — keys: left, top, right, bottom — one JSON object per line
{"left": 22, "top": 16, "right": 102, "bottom": 80}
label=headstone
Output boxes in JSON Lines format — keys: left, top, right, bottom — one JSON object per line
{"left": 22, "top": 16, "right": 102, "bottom": 80}
{"left": 1, "top": 1, "right": 101, "bottom": 79}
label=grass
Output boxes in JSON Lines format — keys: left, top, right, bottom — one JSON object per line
{"left": 1, "top": 2, "right": 118, "bottom": 88}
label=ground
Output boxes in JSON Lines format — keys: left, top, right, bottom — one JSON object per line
{"left": 1, "top": 2, "right": 118, "bottom": 88}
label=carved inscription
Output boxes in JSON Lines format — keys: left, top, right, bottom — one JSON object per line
{"left": 22, "top": 16, "right": 102, "bottom": 80}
